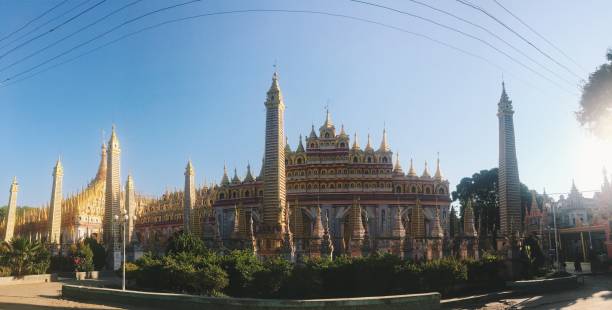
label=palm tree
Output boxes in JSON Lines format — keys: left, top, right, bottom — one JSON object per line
{"left": 1, "top": 237, "right": 48, "bottom": 276}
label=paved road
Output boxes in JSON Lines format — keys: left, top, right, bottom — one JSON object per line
{"left": 447, "top": 274, "right": 612, "bottom": 309}
{"left": 0, "top": 281, "right": 128, "bottom": 310}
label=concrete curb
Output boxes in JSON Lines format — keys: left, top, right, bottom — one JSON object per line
{"left": 62, "top": 284, "right": 441, "bottom": 310}
{"left": 0, "top": 274, "right": 57, "bottom": 286}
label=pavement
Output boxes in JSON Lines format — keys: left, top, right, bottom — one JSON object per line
{"left": 1, "top": 274, "right": 610, "bottom": 309}
{"left": 0, "top": 278, "right": 148, "bottom": 310}
{"left": 444, "top": 274, "right": 612, "bottom": 309}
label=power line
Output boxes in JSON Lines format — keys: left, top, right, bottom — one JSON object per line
{"left": 405, "top": 0, "right": 576, "bottom": 88}
{"left": 0, "top": 0, "right": 144, "bottom": 74}
{"left": 491, "top": 0, "right": 586, "bottom": 73}
{"left": 0, "top": 0, "right": 69, "bottom": 43}
{"left": 0, "top": 0, "right": 96, "bottom": 52}
{"left": 0, "top": 0, "right": 203, "bottom": 83}
{"left": 0, "top": 0, "right": 108, "bottom": 61}
{"left": 349, "top": 0, "right": 576, "bottom": 95}
{"left": 454, "top": 0, "right": 583, "bottom": 80}
{"left": 0, "top": 9, "right": 544, "bottom": 94}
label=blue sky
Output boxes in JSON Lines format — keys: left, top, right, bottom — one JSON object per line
{"left": 1, "top": 0, "right": 611, "bottom": 206}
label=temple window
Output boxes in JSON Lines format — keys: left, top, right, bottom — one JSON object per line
{"left": 340, "top": 142, "right": 345, "bottom": 148}
{"left": 367, "top": 157, "right": 372, "bottom": 163}
{"left": 245, "top": 190, "right": 250, "bottom": 197}
{"left": 382, "top": 157, "right": 388, "bottom": 163}
{"left": 310, "top": 143, "right": 315, "bottom": 148}
{"left": 325, "top": 133, "right": 330, "bottom": 138}
{"left": 353, "top": 157, "right": 358, "bottom": 163}
{"left": 297, "top": 158, "right": 303, "bottom": 164}
{"left": 425, "top": 187, "right": 431, "bottom": 194}
{"left": 438, "top": 188, "right": 445, "bottom": 194}
{"left": 396, "top": 186, "right": 401, "bottom": 193}
{"left": 220, "top": 193, "right": 225, "bottom": 199}
{"left": 411, "top": 186, "right": 417, "bottom": 193}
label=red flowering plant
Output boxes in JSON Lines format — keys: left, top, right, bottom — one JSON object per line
{"left": 70, "top": 243, "right": 94, "bottom": 272}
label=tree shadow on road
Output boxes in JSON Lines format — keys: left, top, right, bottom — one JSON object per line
{"left": 0, "top": 302, "right": 107, "bottom": 310}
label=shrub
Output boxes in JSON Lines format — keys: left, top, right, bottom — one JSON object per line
{"left": 1, "top": 238, "right": 50, "bottom": 276}
{"left": 50, "top": 255, "right": 73, "bottom": 272}
{"left": 393, "top": 262, "right": 423, "bottom": 293}
{"left": 132, "top": 251, "right": 228, "bottom": 296}
{"left": 219, "top": 250, "right": 264, "bottom": 297}
{"left": 70, "top": 242, "right": 94, "bottom": 272}
{"left": 165, "top": 232, "right": 206, "bottom": 256}
{"left": 421, "top": 258, "right": 467, "bottom": 294}
{"left": 248, "top": 257, "right": 292, "bottom": 298}
{"left": 83, "top": 237, "right": 105, "bottom": 270}
{"left": 285, "top": 258, "right": 329, "bottom": 298}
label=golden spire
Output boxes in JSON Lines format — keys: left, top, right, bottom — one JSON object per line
{"left": 434, "top": 153, "right": 443, "bottom": 180}
{"left": 421, "top": 161, "right": 431, "bottom": 178}
{"left": 393, "top": 152, "right": 404, "bottom": 175}
{"left": 407, "top": 158, "right": 417, "bottom": 177}
{"left": 378, "top": 128, "right": 390, "bottom": 152}
{"left": 323, "top": 108, "right": 333, "bottom": 128}
{"left": 221, "top": 164, "right": 230, "bottom": 185}
{"left": 365, "top": 133, "right": 373, "bottom": 152}
{"left": 285, "top": 136, "right": 291, "bottom": 153}
{"left": 352, "top": 132, "right": 360, "bottom": 150}
{"left": 340, "top": 124, "right": 347, "bottom": 137}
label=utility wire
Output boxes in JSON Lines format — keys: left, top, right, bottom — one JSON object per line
{"left": 0, "top": 0, "right": 203, "bottom": 83}
{"left": 0, "top": 9, "right": 543, "bottom": 95}
{"left": 0, "top": 0, "right": 96, "bottom": 52}
{"left": 491, "top": 0, "right": 586, "bottom": 73}
{"left": 349, "top": 0, "right": 576, "bottom": 95}
{"left": 0, "top": 0, "right": 68, "bottom": 43}
{"left": 0, "top": 0, "right": 144, "bottom": 74}
{"left": 405, "top": 0, "right": 576, "bottom": 88}
{"left": 454, "top": 0, "right": 583, "bottom": 80}
{"left": 0, "top": 0, "right": 108, "bottom": 61}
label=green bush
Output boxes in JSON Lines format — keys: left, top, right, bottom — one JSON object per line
{"left": 421, "top": 258, "right": 467, "bottom": 294}
{"left": 70, "top": 242, "right": 94, "bottom": 272}
{"left": 0, "top": 238, "right": 50, "bottom": 276}
{"left": 165, "top": 232, "right": 207, "bottom": 256}
{"left": 132, "top": 251, "right": 228, "bottom": 296}
{"left": 219, "top": 250, "right": 264, "bottom": 297}
{"left": 248, "top": 257, "right": 292, "bottom": 298}
{"left": 84, "top": 237, "right": 105, "bottom": 270}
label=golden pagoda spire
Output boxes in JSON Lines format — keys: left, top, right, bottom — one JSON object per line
{"left": 352, "top": 132, "right": 360, "bottom": 150}
{"left": 378, "top": 128, "right": 390, "bottom": 152}
{"left": 408, "top": 158, "right": 417, "bottom": 177}
{"left": 340, "top": 124, "right": 347, "bottom": 137}
{"left": 365, "top": 133, "right": 373, "bottom": 152}
{"left": 434, "top": 153, "right": 443, "bottom": 180}
{"left": 221, "top": 164, "right": 230, "bottom": 185}
{"left": 393, "top": 152, "right": 404, "bottom": 175}
{"left": 421, "top": 161, "right": 431, "bottom": 178}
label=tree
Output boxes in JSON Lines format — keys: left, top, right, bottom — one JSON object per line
{"left": 452, "top": 168, "right": 535, "bottom": 235}
{"left": 577, "top": 49, "right": 612, "bottom": 138}
{"left": 165, "top": 231, "right": 206, "bottom": 256}
{"left": 84, "top": 237, "right": 105, "bottom": 270}
{"left": 1, "top": 238, "right": 50, "bottom": 276}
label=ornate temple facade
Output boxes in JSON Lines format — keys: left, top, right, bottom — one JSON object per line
{"left": 1, "top": 72, "right": 456, "bottom": 261}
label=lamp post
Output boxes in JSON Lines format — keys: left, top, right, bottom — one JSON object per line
{"left": 551, "top": 202, "right": 560, "bottom": 271}
{"left": 114, "top": 210, "right": 136, "bottom": 291}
